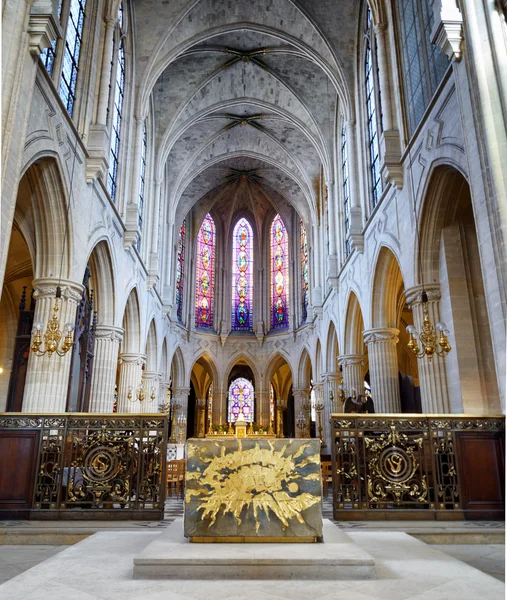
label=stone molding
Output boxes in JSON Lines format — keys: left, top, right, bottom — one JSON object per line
{"left": 405, "top": 284, "right": 441, "bottom": 308}
{"left": 337, "top": 354, "right": 364, "bottom": 367}
{"left": 380, "top": 129, "right": 403, "bottom": 189}
{"left": 94, "top": 325, "right": 124, "bottom": 343}
{"left": 28, "top": 1, "right": 62, "bottom": 55}
{"left": 431, "top": 0, "right": 464, "bottom": 61}
{"left": 118, "top": 353, "right": 147, "bottom": 366}
{"left": 363, "top": 328, "right": 399, "bottom": 345}
{"left": 32, "top": 278, "right": 84, "bottom": 304}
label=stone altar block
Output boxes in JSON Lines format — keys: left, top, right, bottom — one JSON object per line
{"left": 184, "top": 438, "right": 323, "bottom": 542}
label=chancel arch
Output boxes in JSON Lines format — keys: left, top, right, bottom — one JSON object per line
{"left": 340, "top": 291, "right": 367, "bottom": 403}
{"left": 188, "top": 353, "right": 218, "bottom": 437}
{"left": 265, "top": 353, "right": 294, "bottom": 436}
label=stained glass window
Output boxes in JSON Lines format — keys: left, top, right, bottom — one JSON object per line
{"left": 228, "top": 377, "right": 254, "bottom": 423}
{"left": 341, "top": 125, "right": 351, "bottom": 257}
{"left": 231, "top": 218, "right": 253, "bottom": 331}
{"left": 59, "top": 0, "right": 86, "bottom": 115}
{"left": 195, "top": 213, "right": 216, "bottom": 328}
{"left": 397, "top": 0, "right": 449, "bottom": 136}
{"left": 365, "top": 6, "right": 383, "bottom": 209}
{"left": 300, "top": 219, "right": 309, "bottom": 324}
{"left": 136, "top": 122, "right": 147, "bottom": 253}
{"left": 270, "top": 214, "right": 289, "bottom": 329}
{"left": 176, "top": 220, "right": 186, "bottom": 322}
{"left": 107, "top": 36, "right": 125, "bottom": 202}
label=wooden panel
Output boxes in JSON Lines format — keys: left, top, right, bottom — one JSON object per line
{"left": 0, "top": 430, "right": 39, "bottom": 509}
{"left": 456, "top": 432, "right": 504, "bottom": 519}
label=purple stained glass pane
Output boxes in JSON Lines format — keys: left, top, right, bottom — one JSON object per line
{"left": 195, "top": 214, "right": 216, "bottom": 329}
{"left": 231, "top": 218, "right": 253, "bottom": 331}
{"left": 228, "top": 377, "right": 254, "bottom": 423}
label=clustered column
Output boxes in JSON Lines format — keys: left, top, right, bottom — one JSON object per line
{"left": 117, "top": 353, "right": 146, "bottom": 413}
{"left": 89, "top": 326, "right": 123, "bottom": 413}
{"left": 364, "top": 328, "right": 401, "bottom": 412}
{"left": 23, "top": 279, "right": 84, "bottom": 412}
{"left": 338, "top": 354, "right": 365, "bottom": 399}
{"left": 405, "top": 285, "right": 451, "bottom": 413}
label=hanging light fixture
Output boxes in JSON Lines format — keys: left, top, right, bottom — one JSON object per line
{"left": 30, "top": 134, "right": 81, "bottom": 359}
{"left": 406, "top": 291, "right": 452, "bottom": 361}
{"left": 405, "top": 145, "right": 452, "bottom": 362}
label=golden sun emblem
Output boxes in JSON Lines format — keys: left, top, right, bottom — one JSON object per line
{"left": 185, "top": 440, "right": 321, "bottom": 532}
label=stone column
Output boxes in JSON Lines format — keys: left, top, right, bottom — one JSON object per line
{"left": 148, "top": 179, "right": 162, "bottom": 286}
{"left": 405, "top": 285, "right": 451, "bottom": 413}
{"left": 89, "top": 325, "right": 123, "bottom": 413}
{"left": 142, "top": 371, "right": 161, "bottom": 412}
{"left": 117, "top": 353, "right": 146, "bottom": 413}
{"left": 338, "top": 354, "right": 365, "bottom": 399}
{"left": 364, "top": 328, "right": 401, "bottom": 413}
{"left": 255, "top": 390, "right": 269, "bottom": 426}
{"left": 345, "top": 120, "right": 364, "bottom": 252}
{"left": 23, "top": 279, "right": 84, "bottom": 413}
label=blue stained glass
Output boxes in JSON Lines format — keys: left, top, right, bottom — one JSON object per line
{"left": 228, "top": 377, "right": 254, "bottom": 423}
{"left": 138, "top": 123, "right": 147, "bottom": 231}
{"left": 107, "top": 38, "right": 125, "bottom": 202}
{"left": 59, "top": 0, "right": 86, "bottom": 116}
{"left": 232, "top": 218, "right": 253, "bottom": 331}
{"left": 195, "top": 214, "right": 216, "bottom": 328}
{"left": 271, "top": 214, "right": 289, "bottom": 329}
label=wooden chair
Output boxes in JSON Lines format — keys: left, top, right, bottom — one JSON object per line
{"left": 175, "top": 459, "right": 186, "bottom": 499}
{"left": 321, "top": 461, "right": 333, "bottom": 497}
{"left": 166, "top": 460, "right": 180, "bottom": 497}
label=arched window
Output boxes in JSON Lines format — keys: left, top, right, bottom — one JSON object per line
{"left": 107, "top": 6, "right": 125, "bottom": 203}
{"left": 270, "top": 214, "right": 289, "bottom": 329}
{"left": 232, "top": 218, "right": 253, "bottom": 331}
{"left": 137, "top": 121, "right": 147, "bottom": 252}
{"left": 364, "top": 5, "right": 383, "bottom": 208}
{"left": 228, "top": 377, "right": 254, "bottom": 422}
{"left": 397, "top": 0, "right": 449, "bottom": 135}
{"left": 176, "top": 220, "right": 186, "bottom": 322}
{"left": 195, "top": 213, "right": 216, "bottom": 329}
{"left": 341, "top": 124, "right": 351, "bottom": 257}
{"left": 300, "top": 219, "right": 309, "bottom": 324}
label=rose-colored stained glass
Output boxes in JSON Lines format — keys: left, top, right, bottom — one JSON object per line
{"left": 270, "top": 214, "right": 289, "bottom": 329}
{"left": 195, "top": 214, "right": 216, "bottom": 328}
{"left": 228, "top": 377, "right": 254, "bottom": 423}
{"left": 176, "top": 220, "right": 185, "bottom": 322}
{"left": 232, "top": 218, "right": 253, "bottom": 331}
{"left": 300, "top": 219, "right": 309, "bottom": 324}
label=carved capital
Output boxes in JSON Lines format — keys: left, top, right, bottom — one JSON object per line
{"left": 95, "top": 325, "right": 124, "bottom": 343}
{"left": 380, "top": 129, "right": 403, "bottom": 188}
{"left": 338, "top": 354, "right": 364, "bottom": 368}
{"left": 363, "top": 328, "right": 399, "bottom": 345}
{"left": 28, "top": 0, "right": 62, "bottom": 55}
{"left": 405, "top": 284, "right": 441, "bottom": 308}
{"left": 118, "top": 353, "right": 146, "bottom": 367}
{"left": 32, "top": 278, "right": 84, "bottom": 304}
{"left": 431, "top": 0, "right": 463, "bottom": 61}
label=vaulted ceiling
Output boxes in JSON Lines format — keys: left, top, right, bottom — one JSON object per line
{"left": 133, "top": 0, "right": 360, "bottom": 229}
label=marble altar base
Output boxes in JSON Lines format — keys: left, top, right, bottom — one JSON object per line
{"left": 133, "top": 518, "right": 376, "bottom": 580}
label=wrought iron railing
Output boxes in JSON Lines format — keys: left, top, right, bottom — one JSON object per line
{"left": 0, "top": 413, "right": 168, "bottom": 519}
{"left": 330, "top": 414, "right": 504, "bottom": 519}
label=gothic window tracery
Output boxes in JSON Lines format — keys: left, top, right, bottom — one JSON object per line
{"left": 232, "top": 218, "right": 253, "bottom": 331}
{"left": 176, "top": 220, "right": 186, "bottom": 323}
{"left": 270, "top": 214, "right": 289, "bottom": 329}
{"left": 228, "top": 377, "right": 254, "bottom": 423}
{"left": 195, "top": 214, "right": 216, "bottom": 329}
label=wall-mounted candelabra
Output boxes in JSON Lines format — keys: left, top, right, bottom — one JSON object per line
{"left": 197, "top": 398, "right": 207, "bottom": 438}
{"left": 296, "top": 411, "right": 308, "bottom": 437}
{"left": 177, "top": 414, "right": 187, "bottom": 444}
{"left": 276, "top": 396, "right": 288, "bottom": 438}
{"left": 128, "top": 380, "right": 155, "bottom": 404}
{"left": 314, "top": 393, "right": 326, "bottom": 448}
{"left": 169, "top": 400, "right": 181, "bottom": 443}
{"left": 301, "top": 396, "right": 312, "bottom": 437}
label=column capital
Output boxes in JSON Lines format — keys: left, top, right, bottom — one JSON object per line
{"left": 363, "top": 328, "right": 399, "bottom": 345}
{"left": 405, "top": 284, "right": 441, "bottom": 308}
{"left": 32, "top": 278, "right": 84, "bottom": 304}
{"left": 118, "top": 353, "right": 146, "bottom": 366}
{"left": 431, "top": 0, "right": 463, "bottom": 61}
{"left": 322, "top": 371, "right": 341, "bottom": 382}
{"left": 337, "top": 354, "right": 364, "bottom": 367}
{"left": 143, "top": 371, "right": 162, "bottom": 380}
{"left": 95, "top": 325, "right": 124, "bottom": 343}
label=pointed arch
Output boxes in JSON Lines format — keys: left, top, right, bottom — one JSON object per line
{"left": 344, "top": 291, "right": 365, "bottom": 355}
{"left": 325, "top": 320, "right": 339, "bottom": 372}
{"left": 297, "top": 347, "right": 313, "bottom": 389}
{"left": 121, "top": 288, "right": 141, "bottom": 353}
{"left": 87, "top": 239, "right": 115, "bottom": 326}
{"left": 169, "top": 346, "right": 186, "bottom": 389}
{"left": 160, "top": 338, "right": 169, "bottom": 380}
{"left": 145, "top": 319, "right": 158, "bottom": 371}
{"left": 371, "top": 246, "right": 404, "bottom": 328}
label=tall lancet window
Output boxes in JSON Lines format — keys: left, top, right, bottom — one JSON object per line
{"left": 365, "top": 5, "right": 383, "bottom": 208}
{"left": 176, "top": 220, "right": 186, "bottom": 322}
{"left": 107, "top": 29, "right": 125, "bottom": 203}
{"left": 341, "top": 124, "right": 351, "bottom": 257}
{"left": 300, "top": 219, "right": 309, "bottom": 324}
{"left": 232, "top": 218, "right": 253, "bottom": 331}
{"left": 59, "top": 0, "right": 87, "bottom": 115}
{"left": 137, "top": 122, "right": 147, "bottom": 252}
{"left": 270, "top": 214, "right": 289, "bottom": 329}
{"left": 195, "top": 214, "right": 216, "bottom": 329}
